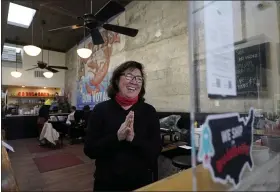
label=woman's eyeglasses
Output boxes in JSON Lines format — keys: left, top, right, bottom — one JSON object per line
{"left": 122, "top": 73, "right": 143, "bottom": 84}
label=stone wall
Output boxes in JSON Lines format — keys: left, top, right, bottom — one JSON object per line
{"left": 65, "top": 45, "right": 78, "bottom": 106}
{"left": 65, "top": 1, "right": 280, "bottom": 113}
{"left": 124, "top": 1, "right": 189, "bottom": 111}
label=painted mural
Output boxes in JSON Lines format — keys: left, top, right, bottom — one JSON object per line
{"left": 76, "top": 31, "right": 120, "bottom": 109}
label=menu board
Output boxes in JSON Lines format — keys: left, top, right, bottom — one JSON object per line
{"left": 209, "top": 43, "right": 269, "bottom": 98}
{"left": 235, "top": 43, "right": 268, "bottom": 96}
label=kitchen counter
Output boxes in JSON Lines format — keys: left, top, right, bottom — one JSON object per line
{"left": 3, "top": 113, "right": 69, "bottom": 140}
{"left": 3, "top": 115, "right": 38, "bottom": 140}
{"left": 5, "top": 113, "right": 70, "bottom": 117}
{"left": 6, "top": 114, "right": 37, "bottom": 117}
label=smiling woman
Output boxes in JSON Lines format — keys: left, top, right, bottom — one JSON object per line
{"left": 107, "top": 61, "right": 146, "bottom": 102}
{"left": 84, "top": 61, "right": 162, "bottom": 191}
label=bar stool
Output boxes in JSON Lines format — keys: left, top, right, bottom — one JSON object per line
{"left": 172, "top": 155, "right": 192, "bottom": 170}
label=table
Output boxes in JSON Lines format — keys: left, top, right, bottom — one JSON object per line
{"left": 254, "top": 130, "right": 280, "bottom": 137}
{"left": 135, "top": 164, "right": 229, "bottom": 191}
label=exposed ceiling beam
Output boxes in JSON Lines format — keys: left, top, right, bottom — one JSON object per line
{"left": 1, "top": 1, "right": 10, "bottom": 54}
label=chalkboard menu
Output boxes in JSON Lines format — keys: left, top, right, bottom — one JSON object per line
{"left": 209, "top": 43, "right": 269, "bottom": 98}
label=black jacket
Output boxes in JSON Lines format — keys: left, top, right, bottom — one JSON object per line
{"left": 84, "top": 99, "right": 161, "bottom": 188}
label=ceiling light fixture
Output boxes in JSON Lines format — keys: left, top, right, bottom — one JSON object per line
{"left": 23, "top": 45, "right": 41, "bottom": 56}
{"left": 77, "top": 48, "right": 92, "bottom": 59}
{"left": 77, "top": 28, "right": 92, "bottom": 59}
{"left": 11, "top": 37, "right": 22, "bottom": 79}
{"left": 8, "top": 2, "right": 36, "bottom": 28}
{"left": 43, "top": 71, "right": 53, "bottom": 78}
{"left": 21, "top": 1, "right": 41, "bottom": 57}
{"left": 11, "top": 71, "right": 22, "bottom": 78}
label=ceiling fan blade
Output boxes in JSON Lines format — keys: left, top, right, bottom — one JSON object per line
{"left": 49, "top": 25, "right": 83, "bottom": 32}
{"left": 48, "top": 66, "right": 68, "bottom": 70}
{"left": 46, "top": 66, "right": 59, "bottom": 73}
{"left": 25, "top": 67, "right": 39, "bottom": 71}
{"left": 94, "top": 1, "right": 125, "bottom": 22}
{"left": 90, "top": 28, "right": 104, "bottom": 45}
{"left": 103, "top": 24, "right": 138, "bottom": 37}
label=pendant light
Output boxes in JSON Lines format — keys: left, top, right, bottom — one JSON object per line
{"left": 11, "top": 37, "right": 22, "bottom": 78}
{"left": 43, "top": 38, "right": 53, "bottom": 78}
{"left": 43, "top": 71, "right": 53, "bottom": 78}
{"left": 23, "top": 4, "right": 41, "bottom": 56}
{"left": 77, "top": 27, "right": 92, "bottom": 59}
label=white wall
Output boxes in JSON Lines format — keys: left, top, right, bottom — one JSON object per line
{"left": 2, "top": 47, "right": 66, "bottom": 88}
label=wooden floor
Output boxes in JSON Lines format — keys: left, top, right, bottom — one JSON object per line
{"left": 7, "top": 138, "right": 94, "bottom": 191}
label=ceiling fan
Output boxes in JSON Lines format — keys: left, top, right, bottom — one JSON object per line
{"left": 26, "top": 21, "right": 68, "bottom": 73}
{"left": 47, "top": 0, "right": 138, "bottom": 45}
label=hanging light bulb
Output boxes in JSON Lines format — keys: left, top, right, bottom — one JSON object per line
{"left": 11, "top": 71, "right": 22, "bottom": 78}
{"left": 23, "top": 45, "right": 41, "bottom": 56}
{"left": 77, "top": 27, "right": 92, "bottom": 59}
{"left": 11, "top": 36, "right": 22, "bottom": 78}
{"left": 43, "top": 71, "right": 53, "bottom": 78}
{"left": 77, "top": 48, "right": 92, "bottom": 59}
{"left": 23, "top": 14, "right": 41, "bottom": 57}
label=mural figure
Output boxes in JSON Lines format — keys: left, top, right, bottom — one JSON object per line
{"left": 77, "top": 31, "right": 120, "bottom": 109}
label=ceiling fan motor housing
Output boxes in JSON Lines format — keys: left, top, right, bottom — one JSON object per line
{"left": 83, "top": 14, "right": 100, "bottom": 29}
{"left": 38, "top": 61, "right": 47, "bottom": 69}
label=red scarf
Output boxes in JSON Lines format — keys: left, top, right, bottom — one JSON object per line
{"left": 115, "top": 93, "right": 138, "bottom": 107}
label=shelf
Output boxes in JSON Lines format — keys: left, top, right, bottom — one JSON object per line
{"left": 16, "top": 103, "right": 43, "bottom": 105}
{"left": 9, "top": 96, "right": 54, "bottom": 98}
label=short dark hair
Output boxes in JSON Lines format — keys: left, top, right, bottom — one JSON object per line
{"left": 71, "top": 106, "right": 76, "bottom": 111}
{"left": 107, "top": 61, "right": 146, "bottom": 100}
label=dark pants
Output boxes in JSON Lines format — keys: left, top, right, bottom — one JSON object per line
{"left": 94, "top": 170, "right": 152, "bottom": 191}
{"left": 37, "top": 117, "right": 47, "bottom": 136}
{"left": 69, "top": 126, "right": 85, "bottom": 139}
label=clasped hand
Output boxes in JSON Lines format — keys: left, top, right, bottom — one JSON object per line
{"left": 117, "top": 111, "right": 135, "bottom": 142}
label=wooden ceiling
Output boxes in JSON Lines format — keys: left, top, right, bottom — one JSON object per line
{"left": 1, "top": 0, "right": 131, "bottom": 53}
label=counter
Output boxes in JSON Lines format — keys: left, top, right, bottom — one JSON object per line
{"left": 137, "top": 164, "right": 228, "bottom": 191}
{"left": 5, "top": 113, "right": 70, "bottom": 117}
{"left": 3, "top": 113, "right": 69, "bottom": 140}
{"left": 4, "top": 115, "right": 39, "bottom": 140}
{"left": 137, "top": 152, "right": 280, "bottom": 191}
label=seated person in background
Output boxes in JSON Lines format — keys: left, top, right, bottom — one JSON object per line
{"left": 49, "top": 106, "right": 67, "bottom": 122}
{"left": 49, "top": 94, "right": 59, "bottom": 112}
{"left": 39, "top": 121, "right": 60, "bottom": 146}
{"left": 38, "top": 105, "right": 60, "bottom": 146}
{"left": 82, "top": 105, "right": 91, "bottom": 128}
{"left": 66, "top": 106, "right": 76, "bottom": 125}
{"left": 68, "top": 110, "right": 85, "bottom": 144}
{"left": 37, "top": 105, "right": 50, "bottom": 141}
